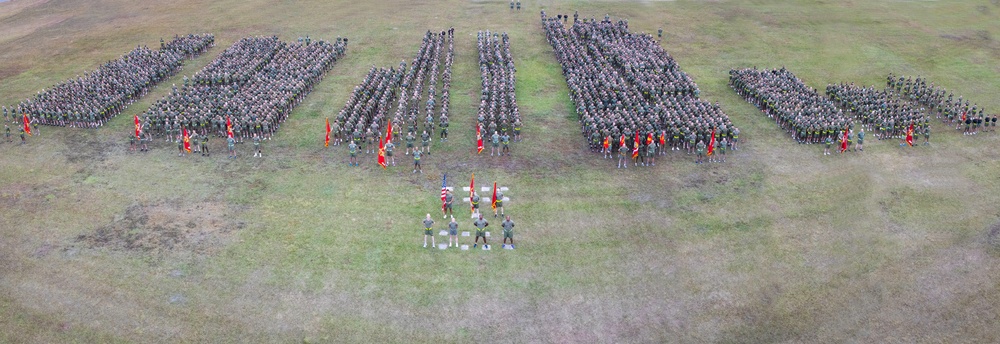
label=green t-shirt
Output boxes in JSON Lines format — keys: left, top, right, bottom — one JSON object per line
{"left": 501, "top": 220, "right": 514, "bottom": 231}
{"left": 474, "top": 219, "right": 488, "bottom": 230}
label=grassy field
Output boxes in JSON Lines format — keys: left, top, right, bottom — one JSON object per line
{"left": 2, "top": 0, "right": 1000, "bottom": 342}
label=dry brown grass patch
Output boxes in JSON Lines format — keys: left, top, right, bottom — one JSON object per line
{"left": 74, "top": 200, "right": 242, "bottom": 255}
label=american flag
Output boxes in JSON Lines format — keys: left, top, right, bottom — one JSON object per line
{"left": 440, "top": 174, "right": 448, "bottom": 211}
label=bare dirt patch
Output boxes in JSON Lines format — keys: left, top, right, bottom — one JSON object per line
{"left": 987, "top": 221, "right": 1000, "bottom": 252}
{"left": 0, "top": 61, "right": 27, "bottom": 79}
{"left": 63, "top": 130, "right": 107, "bottom": 164}
{"left": 74, "top": 201, "right": 243, "bottom": 256}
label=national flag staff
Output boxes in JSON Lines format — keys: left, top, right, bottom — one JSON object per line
{"left": 441, "top": 174, "right": 451, "bottom": 218}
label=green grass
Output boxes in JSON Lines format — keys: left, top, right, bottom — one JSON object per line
{"left": 2, "top": 0, "right": 1000, "bottom": 342}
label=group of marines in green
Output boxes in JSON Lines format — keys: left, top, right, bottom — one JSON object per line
{"left": 11, "top": 34, "right": 214, "bottom": 131}
{"left": 338, "top": 29, "right": 455, "bottom": 172}
{"left": 423, "top": 188, "right": 514, "bottom": 250}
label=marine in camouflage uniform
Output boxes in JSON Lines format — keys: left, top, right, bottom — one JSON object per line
{"left": 348, "top": 140, "right": 358, "bottom": 166}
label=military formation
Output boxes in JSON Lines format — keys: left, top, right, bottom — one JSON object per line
{"left": 335, "top": 29, "right": 454, "bottom": 167}
{"left": 542, "top": 12, "right": 737, "bottom": 167}
{"left": 887, "top": 74, "right": 992, "bottom": 135}
{"left": 6, "top": 34, "right": 213, "bottom": 129}
{"left": 826, "top": 83, "right": 925, "bottom": 142}
{"left": 477, "top": 31, "right": 521, "bottom": 156}
{"left": 730, "top": 67, "right": 851, "bottom": 145}
{"left": 139, "top": 35, "right": 346, "bottom": 151}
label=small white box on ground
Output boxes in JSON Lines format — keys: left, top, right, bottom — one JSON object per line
{"left": 502, "top": 197, "right": 510, "bottom": 202}
{"left": 462, "top": 197, "right": 470, "bottom": 202}
{"left": 461, "top": 231, "right": 470, "bottom": 237}
{"left": 500, "top": 187, "right": 508, "bottom": 192}
{"left": 439, "top": 230, "right": 448, "bottom": 236}
{"left": 438, "top": 244, "right": 447, "bottom": 250}
{"left": 462, "top": 187, "right": 470, "bottom": 192}
{"left": 461, "top": 245, "right": 469, "bottom": 250}
{"left": 485, "top": 232, "right": 491, "bottom": 237}
{"left": 483, "top": 245, "right": 491, "bottom": 250}
{"left": 481, "top": 186, "right": 490, "bottom": 192}
{"left": 445, "top": 187, "right": 454, "bottom": 191}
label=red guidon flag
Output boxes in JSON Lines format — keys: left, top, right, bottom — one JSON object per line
{"left": 385, "top": 119, "right": 393, "bottom": 144}
{"left": 226, "top": 116, "right": 234, "bottom": 139}
{"left": 906, "top": 124, "right": 914, "bottom": 147}
{"left": 602, "top": 135, "right": 609, "bottom": 151}
{"left": 469, "top": 173, "right": 475, "bottom": 213}
{"left": 23, "top": 114, "right": 31, "bottom": 136}
{"left": 325, "top": 118, "right": 331, "bottom": 147}
{"left": 631, "top": 131, "right": 639, "bottom": 159}
{"left": 707, "top": 129, "right": 716, "bottom": 156}
{"left": 134, "top": 115, "right": 142, "bottom": 139}
{"left": 491, "top": 181, "right": 498, "bottom": 210}
{"left": 619, "top": 135, "right": 625, "bottom": 148}
{"left": 840, "top": 126, "right": 849, "bottom": 153}
{"left": 476, "top": 125, "right": 484, "bottom": 154}
{"left": 659, "top": 130, "right": 666, "bottom": 146}
{"left": 377, "top": 137, "right": 387, "bottom": 169}
{"left": 183, "top": 128, "right": 191, "bottom": 153}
